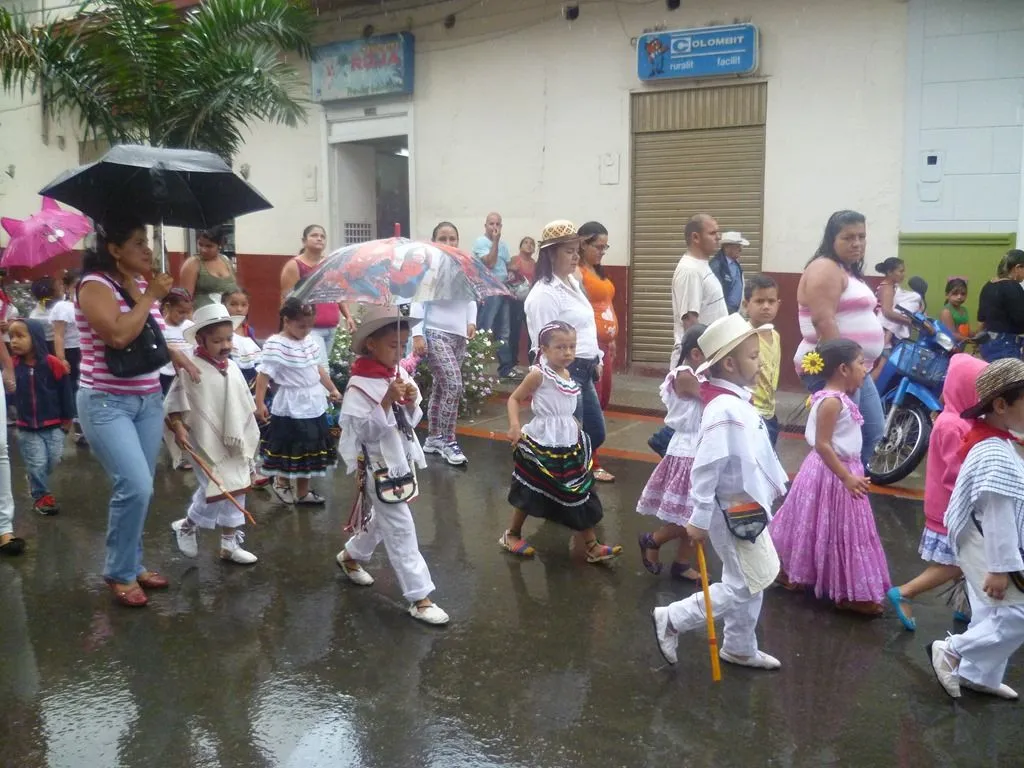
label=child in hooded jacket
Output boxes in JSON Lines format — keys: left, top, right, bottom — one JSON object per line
{"left": 9, "top": 319, "right": 73, "bottom": 515}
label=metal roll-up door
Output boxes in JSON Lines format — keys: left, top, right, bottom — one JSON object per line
{"left": 630, "top": 83, "right": 767, "bottom": 365}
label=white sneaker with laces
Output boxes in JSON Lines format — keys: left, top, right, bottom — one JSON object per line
{"left": 651, "top": 607, "right": 678, "bottom": 665}
{"left": 441, "top": 441, "right": 468, "bottom": 466}
{"left": 422, "top": 436, "right": 444, "bottom": 455}
{"left": 335, "top": 551, "right": 375, "bottom": 585}
{"left": 960, "top": 678, "right": 1018, "bottom": 700}
{"left": 220, "top": 531, "right": 258, "bottom": 565}
{"left": 271, "top": 484, "right": 294, "bottom": 505}
{"left": 720, "top": 648, "right": 781, "bottom": 670}
{"left": 409, "top": 602, "right": 450, "bottom": 625}
{"left": 171, "top": 518, "right": 199, "bottom": 558}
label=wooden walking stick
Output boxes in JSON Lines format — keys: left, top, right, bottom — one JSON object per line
{"left": 695, "top": 540, "right": 722, "bottom": 682}
{"left": 182, "top": 446, "right": 258, "bottom": 527}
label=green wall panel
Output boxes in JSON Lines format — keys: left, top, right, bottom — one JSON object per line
{"left": 897, "top": 233, "right": 1017, "bottom": 328}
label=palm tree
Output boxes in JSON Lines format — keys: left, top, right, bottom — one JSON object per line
{"left": 0, "top": 0, "right": 315, "bottom": 160}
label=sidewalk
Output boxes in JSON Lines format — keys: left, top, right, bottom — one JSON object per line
{"left": 472, "top": 370, "right": 925, "bottom": 498}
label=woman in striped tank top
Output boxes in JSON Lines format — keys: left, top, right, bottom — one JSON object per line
{"left": 795, "top": 210, "right": 885, "bottom": 465}
{"left": 76, "top": 216, "right": 201, "bottom": 608}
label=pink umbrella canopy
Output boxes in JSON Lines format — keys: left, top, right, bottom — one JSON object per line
{"left": 1, "top": 197, "right": 92, "bottom": 269}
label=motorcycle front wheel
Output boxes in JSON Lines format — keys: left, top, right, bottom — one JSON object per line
{"left": 867, "top": 402, "right": 932, "bottom": 486}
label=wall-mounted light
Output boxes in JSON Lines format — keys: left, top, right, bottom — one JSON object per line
{"left": 238, "top": 163, "right": 251, "bottom": 180}
{"left": 564, "top": 3, "right": 579, "bottom": 21}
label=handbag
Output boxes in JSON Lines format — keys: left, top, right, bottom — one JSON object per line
{"left": 720, "top": 501, "right": 770, "bottom": 543}
{"left": 104, "top": 279, "right": 171, "bottom": 378}
{"left": 506, "top": 273, "right": 531, "bottom": 301}
{"left": 362, "top": 444, "right": 418, "bottom": 504}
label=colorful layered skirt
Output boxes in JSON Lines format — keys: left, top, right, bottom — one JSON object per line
{"left": 508, "top": 433, "right": 602, "bottom": 531}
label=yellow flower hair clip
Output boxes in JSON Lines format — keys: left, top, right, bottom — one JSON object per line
{"left": 801, "top": 351, "right": 825, "bottom": 375}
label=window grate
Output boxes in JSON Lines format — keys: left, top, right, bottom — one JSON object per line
{"left": 344, "top": 222, "right": 373, "bottom": 245}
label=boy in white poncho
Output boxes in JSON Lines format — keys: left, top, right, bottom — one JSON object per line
{"left": 927, "top": 358, "right": 1024, "bottom": 701}
{"left": 165, "top": 304, "right": 261, "bottom": 565}
{"left": 335, "top": 305, "right": 449, "bottom": 626}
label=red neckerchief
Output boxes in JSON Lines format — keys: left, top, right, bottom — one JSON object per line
{"left": 351, "top": 356, "right": 397, "bottom": 379}
{"left": 958, "top": 421, "right": 1014, "bottom": 461}
{"left": 14, "top": 354, "right": 67, "bottom": 381}
{"left": 195, "top": 346, "right": 229, "bottom": 375}
{"left": 700, "top": 381, "right": 741, "bottom": 407}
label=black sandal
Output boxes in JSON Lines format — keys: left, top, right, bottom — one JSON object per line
{"left": 0, "top": 537, "right": 26, "bottom": 556}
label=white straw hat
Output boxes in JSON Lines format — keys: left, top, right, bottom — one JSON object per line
{"left": 352, "top": 305, "right": 422, "bottom": 355}
{"left": 184, "top": 303, "right": 243, "bottom": 344}
{"left": 695, "top": 314, "right": 772, "bottom": 376}
{"left": 720, "top": 231, "right": 750, "bottom": 246}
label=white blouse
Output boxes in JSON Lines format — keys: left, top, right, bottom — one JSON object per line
{"left": 160, "top": 319, "right": 194, "bottom": 377}
{"left": 231, "top": 333, "right": 262, "bottom": 370}
{"left": 409, "top": 300, "right": 477, "bottom": 338}
{"left": 524, "top": 276, "right": 603, "bottom": 362}
{"left": 256, "top": 334, "right": 327, "bottom": 419}
{"left": 521, "top": 362, "right": 581, "bottom": 448}
{"left": 662, "top": 365, "right": 704, "bottom": 458}
{"left": 806, "top": 391, "right": 862, "bottom": 461}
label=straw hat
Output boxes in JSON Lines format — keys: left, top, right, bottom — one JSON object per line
{"left": 961, "top": 358, "right": 1024, "bottom": 419}
{"left": 720, "top": 231, "right": 750, "bottom": 247}
{"left": 695, "top": 314, "right": 773, "bottom": 376}
{"left": 184, "top": 303, "right": 243, "bottom": 344}
{"left": 539, "top": 220, "right": 580, "bottom": 248}
{"left": 352, "top": 304, "right": 421, "bottom": 355}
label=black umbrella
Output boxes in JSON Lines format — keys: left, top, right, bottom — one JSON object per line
{"left": 39, "top": 144, "right": 272, "bottom": 230}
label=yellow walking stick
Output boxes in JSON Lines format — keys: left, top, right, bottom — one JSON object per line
{"left": 695, "top": 540, "right": 722, "bottom": 682}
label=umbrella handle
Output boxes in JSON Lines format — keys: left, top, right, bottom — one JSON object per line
{"left": 696, "top": 541, "right": 722, "bottom": 682}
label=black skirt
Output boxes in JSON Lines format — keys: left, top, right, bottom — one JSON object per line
{"left": 259, "top": 413, "right": 338, "bottom": 478}
{"left": 507, "top": 433, "right": 603, "bottom": 531}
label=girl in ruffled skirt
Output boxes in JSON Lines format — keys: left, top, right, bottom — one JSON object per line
{"left": 770, "top": 339, "right": 891, "bottom": 615}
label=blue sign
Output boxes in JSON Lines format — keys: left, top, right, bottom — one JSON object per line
{"left": 637, "top": 24, "right": 758, "bottom": 82}
{"left": 312, "top": 33, "right": 415, "bottom": 102}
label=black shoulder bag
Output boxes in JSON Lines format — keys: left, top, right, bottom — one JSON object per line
{"left": 103, "top": 279, "right": 171, "bottom": 378}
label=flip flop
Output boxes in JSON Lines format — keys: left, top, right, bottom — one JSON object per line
{"left": 887, "top": 586, "right": 916, "bottom": 631}
{"left": 498, "top": 531, "right": 535, "bottom": 557}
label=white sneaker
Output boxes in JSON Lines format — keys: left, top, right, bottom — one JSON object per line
{"left": 219, "top": 531, "right": 258, "bottom": 565}
{"left": 440, "top": 441, "right": 468, "bottom": 466}
{"left": 422, "top": 436, "right": 444, "bottom": 455}
{"left": 335, "top": 551, "right": 375, "bottom": 586}
{"left": 960, "top": 678, "right": 1018, "bottom": 700}
{"left": 409, "top": 602, "right": 450, "bottom": 625}
{"left": 651, "top": 607, "right": 678, "bottom": 665}
{"left": 171, "top": 518, "right": 198, "bottom": 558}
{"left": 927, "top": 640, "right": 962, "bottom": 698}
{"left": 720, "top": 648, "right": 782, "bottom": 670}
{"left": 271, "top": 484, "right": 294, "bottom": 505}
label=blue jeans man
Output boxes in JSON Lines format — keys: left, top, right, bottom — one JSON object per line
{"left": 478, "top": 296, "right": 516, "bottom": 377}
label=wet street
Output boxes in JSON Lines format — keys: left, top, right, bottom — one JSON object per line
{"left": 1, "top": 433, "right": 1023, "bottom": 768}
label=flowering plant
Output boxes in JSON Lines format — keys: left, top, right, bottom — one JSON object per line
{"left": 328, "top": 325, "right": 356, "bottom": 393}
{"left": 801, "top": 350, "right": 825, "bottom": 375}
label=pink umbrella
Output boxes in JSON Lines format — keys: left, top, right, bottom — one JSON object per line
{"left": 1, "top": 197, "right": 92, "bottom": 269}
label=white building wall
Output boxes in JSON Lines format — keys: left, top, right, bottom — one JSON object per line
{"left": 247, "top": 0, "right": 906, "bottom": 273}
{"left": 901, "top": 0, "right": 1024, "bottom": 234}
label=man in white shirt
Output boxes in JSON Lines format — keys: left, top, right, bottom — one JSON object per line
{"left": 671, "top": 214, "right": 727, "bottom": 366}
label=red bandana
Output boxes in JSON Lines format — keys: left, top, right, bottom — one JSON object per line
{"left": 351, "top": 356, "right": 397, "bottom": 380}
{"left": 699, "top": 381, "right": 740, "bottom": 407}
{"left": 195, "top": 346, "right": 229, "bottom": 375}
{"left": 958, "top": 421, "right": 1014, "bottom": 462}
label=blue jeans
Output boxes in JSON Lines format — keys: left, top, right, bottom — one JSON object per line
{"left": 16, "top": 427, "right": 64, "bottom": 499}
{"left": 802, "top": 373, "right": 883, "bottom": 465}
{"left": 569, "top": 358, "right": 607, "bottom": 451}
{"left": 979, "top": 333, "right": 1023, "bottom": 362}
{"left": 77, "top": 390, "right": 164, "bottom": 583}
{"left": 478, "top": 296, "right": 515, "bottom": 375}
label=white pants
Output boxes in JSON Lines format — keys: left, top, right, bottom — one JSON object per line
{"left": 186, "top": 470, "right": 246, "bottom": 530}
{"left": 951, "top": 581, "right": 1024, "bottom": 689}
{"left": 0, "top": 395, "right": 14, "bottom": 537}
{"left": 666, "top": 511, "right": 764, "bottom": 658}
{"left": 344, "top": 497, "right": 435, "bottom": 603}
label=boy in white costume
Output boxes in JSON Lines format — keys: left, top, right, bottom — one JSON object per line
{"left": 335, "top": 305, "right": 449, "bottom": 626}
{"left": 928, "top": 358, "right": 1024, "bottom": 701}
{"left": 166, "top": 304, "right": 261, "bottom": 564}
{"left": 652, "top": 314, "right": 789, "bottom": 670}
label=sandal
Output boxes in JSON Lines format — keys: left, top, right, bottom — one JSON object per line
{"left": 886, "top": 586, "right": 916, "bottom": 631}
{"left": 137, "top": 571, "right": 169, "bottom": 590}
{"left": 585, "top": 540, "right": 622, "bottom": 564}
{"left": 638, "top": 532, "right": 663, "bottom": 575}
{"left": 104, "top": 578, "right": 148, "bottom": 608}
{"left": 670, "top": 561, "right": 702, "bottom": 585}
{"left": 0, "top": 536, "right": 26, "bottom": 556}
{"left": 295, "top": 491, "right": 326, "bottom": 506}
{"left": 498, "top": 530, "right": 536, "bottom": 557}
{"left": 593, "top": 468, "right": 615, "bottom": 483}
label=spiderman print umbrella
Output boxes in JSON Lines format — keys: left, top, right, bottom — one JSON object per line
{"left": 288, "top": 237, "right": 511, "bottom": 306}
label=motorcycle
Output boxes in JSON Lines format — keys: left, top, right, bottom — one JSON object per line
{"left": 867, "top": 306, "right": 959, "bottom": 485}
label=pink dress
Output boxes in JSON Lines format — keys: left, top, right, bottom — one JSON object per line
{"left": 636, "top": 365, "right": 703, "bottom": 525}
{"left": 769, "top": 389, "right": 891, "bottom": 604}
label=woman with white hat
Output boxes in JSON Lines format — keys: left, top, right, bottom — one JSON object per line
{"left": 335, "top": 305, "right": 449, "bottom": 625}
{"left": 524, "top": 221, "right": 608, "bottom": 477}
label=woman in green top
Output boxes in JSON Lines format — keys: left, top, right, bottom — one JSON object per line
{"left": 939, "top": 277, "right": 971, "bottom": 343}
{"left": 179, "top": 226, "right": 239, "bottom": 309}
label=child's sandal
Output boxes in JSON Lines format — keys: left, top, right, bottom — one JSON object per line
{"left": 499, "top": 530, "right": 536, "bottom": 557}
{"left": 586, "top": 540, "right": 622, "bottom": 564}
{"left": 638, "top": 532, "right": 663, "bottom": 575}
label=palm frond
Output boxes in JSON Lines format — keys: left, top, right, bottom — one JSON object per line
{"left": 181, "top": 0, "right": 314, "bottom": 60}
